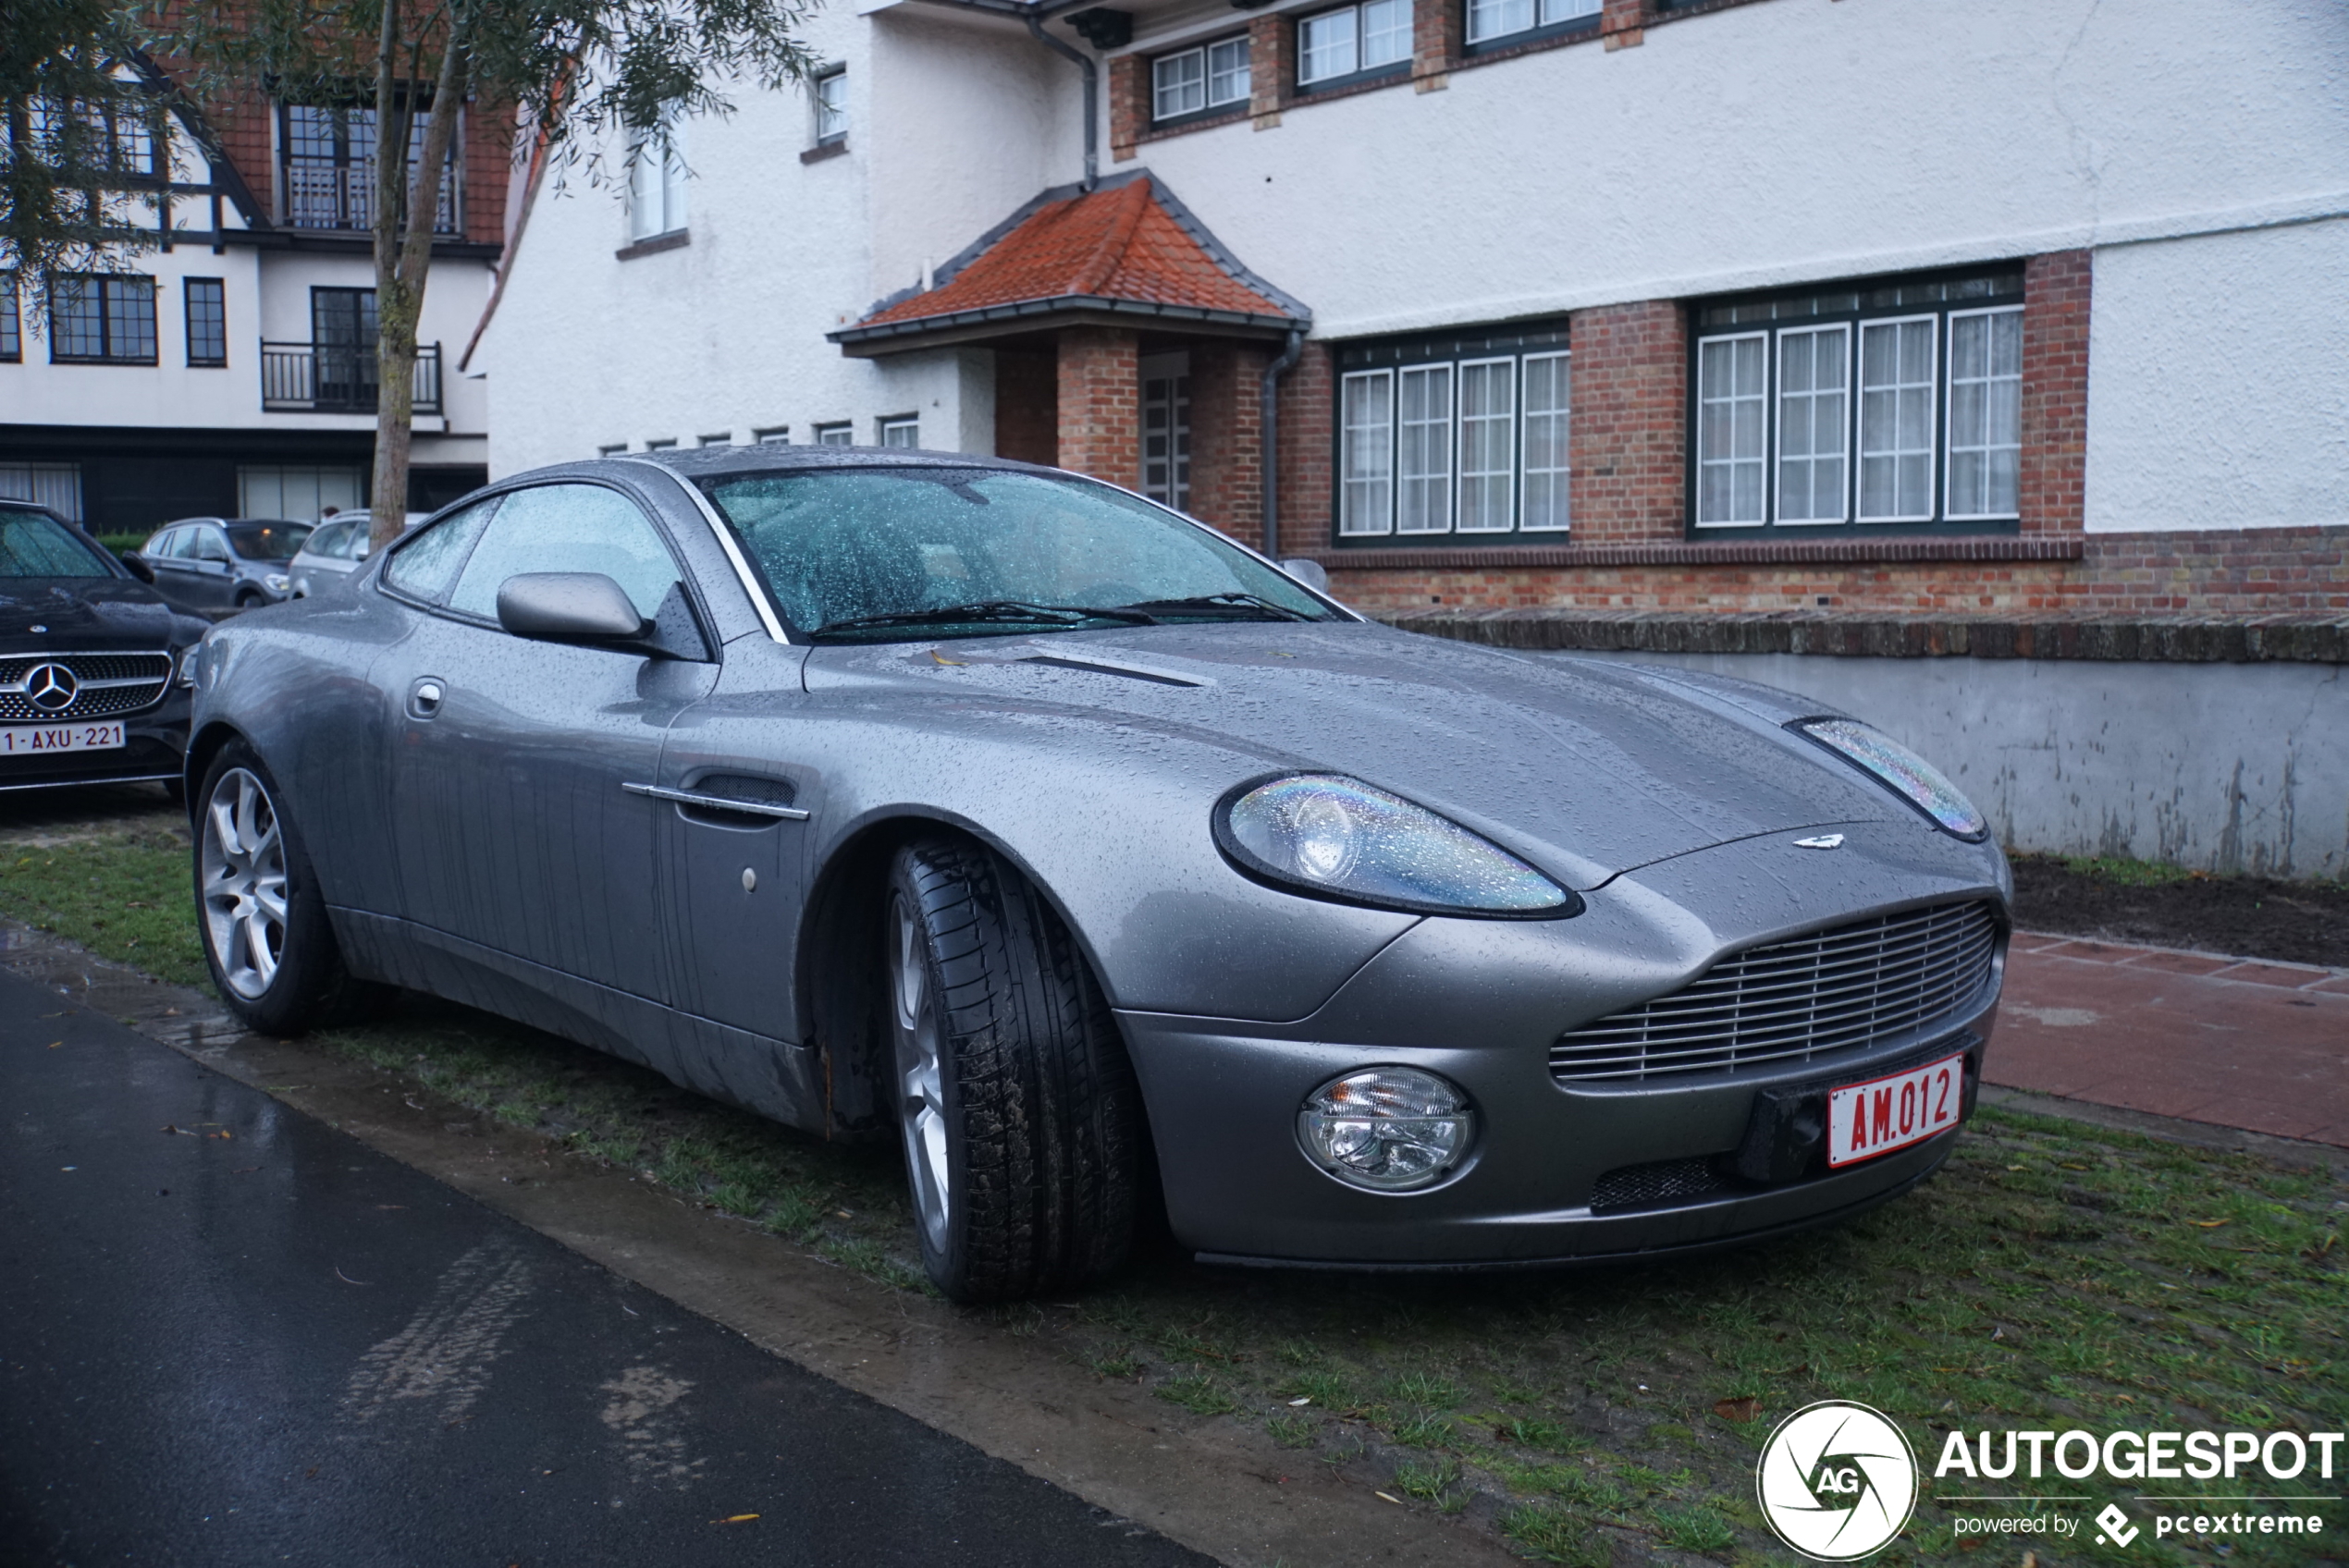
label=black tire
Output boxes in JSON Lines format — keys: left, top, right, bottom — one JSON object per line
{"left": 233, "top": 590, "right": 263, "bottom": 611}
{"left": 193, "top": 740, "right": 375, "bottom": 1035}
{"left": 887, "top": 837, "right": 1140, "bottom": 1304}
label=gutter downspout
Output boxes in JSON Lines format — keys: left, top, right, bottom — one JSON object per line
{"left": 1260, "top": 327, "right": 1304, "bottom": 558}
{"left": 1024, "top": 11, "right": 1098, "bottom": 191}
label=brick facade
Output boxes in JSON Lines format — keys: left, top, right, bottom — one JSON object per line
{"left": 2019, "top": 250, "right": 2090, "bottom": 538}
{"left": 1187, "top": 341, "right": 1270, "bottom": 550}
{"left": 1054, "top": 327, "right": 1141, "bottom": 484}
{"left": 1273, "top": 341, "right": 1335, "bottom": 559}
{"left": 1109, "top": 53, "right": 1146, "bottom": 165}
{"left": 1564, "top": 299, "right": 1685, "bottom": 545}
{"left": 994, "top": 347, "right": 1059, "bottom": 467}
{"left": 1249, "top": 14, "right": 1295, "bottom": 125}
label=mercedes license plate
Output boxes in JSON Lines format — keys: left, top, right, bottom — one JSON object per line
{"left": 1827, "top": 1050, "right": 1966, "bottom": 1167}
{"left": 0, "top": 721, "right": 127, "bottom": 755}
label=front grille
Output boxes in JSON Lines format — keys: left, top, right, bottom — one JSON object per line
{"left": 0, "top": 652, "right": 172, "bottom": 723}
{"left": 1551, "top": 900, "right": 2000, "bottom": 1084}
{"left": 1588, "top": 1157, "right": 1734, "bottom": 1215}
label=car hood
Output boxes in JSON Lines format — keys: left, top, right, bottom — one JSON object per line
{"left": 0, "top": 578, "right": 206, "bottom": 655}
{"left": 802, "top": 621, "right": 1903, "bottom": 888}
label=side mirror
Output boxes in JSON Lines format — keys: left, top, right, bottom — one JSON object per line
{"left": 496, "top": 572, "right": 647, "bottom": 643}
{"left": 1279, "top": 557, "right": 1331, "bottom": 594}
{"left": 119, "top": 553, "right": 155, "bottom": 583}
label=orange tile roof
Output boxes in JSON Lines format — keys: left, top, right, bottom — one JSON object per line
{"left": 840, "top": 176, "right": 1305, "bottom": 345}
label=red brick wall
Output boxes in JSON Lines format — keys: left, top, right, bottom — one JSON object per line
{"left": 1055, "top": 327, "right": 1140, "bottom": 484}
{"left": 1324, "top": 530, "right": 2349, "bottom": 617}
{"left": 460, "top": 97, "right": 513, "bottom": 245}
{"left": 1600, "top": 0, "right": 1647, "bottom": 48}
{"left": 2020, "top": 251, "right": 2090, "bottom": 538}
{"left": 1188, "top": 341, "right": 1270, "bottom": 548}
{"left": 1109, "top": 54, "right": 1145, "bottom": 164}
{"left": 994, "top": 347, "right": 1059, "bottom": 467}
{"left": 1272, "top": 341, "right": 1334, "bottom": 558}
{"left": 1567, "top": 299, "right": 1685, "bottom": 545}
{"left": 1413, "top": 0, "right": 1462, "bottom": 84}
{"left": 1249, "top": 14, "right": 1295, "bottom": 121}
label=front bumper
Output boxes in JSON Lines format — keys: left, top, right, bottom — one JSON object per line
{"left": 1123, "top": 817, "right": 2009, "bottom": 1266}
{"left": 0, "top": 688, "right": 191, "bottom": 792}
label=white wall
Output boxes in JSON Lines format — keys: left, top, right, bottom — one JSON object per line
{"left": 2084, "top": 217, "right": 2349, "bottom": 533}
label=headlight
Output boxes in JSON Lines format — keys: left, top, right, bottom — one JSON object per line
{"left": 264, "top": 573, "right": 290, "bottom": 594}
{"left": 1298, "top": 1067, "right": 1474, "bottom": 1192}
{"left": 1792, "top": 718, "right": 1986, "bottom": 839}
{"left": 176, "top": 645, "right": 199, "bottom": 688}
{"left": 1213, "top": 774, "right": 1578, "bottom": 918}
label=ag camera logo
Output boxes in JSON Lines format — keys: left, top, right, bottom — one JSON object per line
{"left": 1757, "top": 1400, "right": 1920, "bottom": 1561}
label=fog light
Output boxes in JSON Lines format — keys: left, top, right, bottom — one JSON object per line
{"left": 1297, "top": 1067, "right": 1473, "bottom": 1192}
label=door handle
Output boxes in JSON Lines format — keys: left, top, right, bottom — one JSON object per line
{"left": 621, "top": 781, "right": 809, "bottom": 821}
{"left": 407, "top": 678, "right": 445, "bottom": 719}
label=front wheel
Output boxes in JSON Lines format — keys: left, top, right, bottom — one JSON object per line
{"left": 195, "top": 741, "right": 374, "bottom": 1034}
{"left": 887, "top": 838, "right": 1141, "bottom": 1304}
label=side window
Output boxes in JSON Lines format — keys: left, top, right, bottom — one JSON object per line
{"left": 447, "top": 484, "right": 683, "bottom": 623}
{"left": 382, "top": 496, "right": 501, "bottom": 603}
{"left": 147, "top": 527, "right": 183, "bottom": 558}
{"left": 191, "top": 529, "right": 231, "bottom": 562}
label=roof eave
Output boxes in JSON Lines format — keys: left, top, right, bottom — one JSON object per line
{"left": 830, "top": 294, "right": 1308, "bottom": 357}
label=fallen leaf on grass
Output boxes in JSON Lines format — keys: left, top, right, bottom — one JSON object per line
{"left": 1713, "top": 1396, "right": 1763, "bottom": 1423}
{"left": 1288, "top": 1396, "right": 1311, "bottom": 1407}
{"left": 2192, "top": 1219, "right": 2229, "bottom": 1229}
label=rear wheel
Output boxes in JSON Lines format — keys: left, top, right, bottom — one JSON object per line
{"left": 887, "top": 837, "right": 1140, "bottom": 1304}
{"left": 195, "top": 741, "right": 374, "bottom": 1034}
{"left": 233, "top": 589, "right": 263, "bottom": 611}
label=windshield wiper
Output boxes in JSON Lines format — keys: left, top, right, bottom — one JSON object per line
{"left": 809, "top": 600, "right": 1159, "bottom": 638}
{"left": 1110, "top": 593, "right": 1314, "bottom": 622}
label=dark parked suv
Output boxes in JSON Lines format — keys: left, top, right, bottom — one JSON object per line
{"left": 138, "top": 518, "right": 314, "bottom": 616}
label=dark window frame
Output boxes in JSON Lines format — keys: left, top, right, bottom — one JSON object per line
{"left": 0, "top": 273, "right": 19, "bottom": 362}
{"left": 278, "top": 94, "right": 460, "bottom": 235}
{"left": 1149, "top": 32, "right": 1254, "bottom": 126}
{"left": 49, "top": 274, "right": 158, "bottom": 364}
{"left": 1684, "top": 266, "right": 2027, "bottom": 540}
{"left": 1328, "top": 318, "right": 1575, "bottom": 548}
{"left": 183, "top": 276, "right": 228, "bottom": 367}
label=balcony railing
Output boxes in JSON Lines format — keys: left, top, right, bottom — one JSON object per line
{"left": 260, "top": 341, "right": 442, "bottom": 415}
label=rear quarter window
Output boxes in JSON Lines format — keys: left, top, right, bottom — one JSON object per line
{"left": 381, "top": 496, "right": 501, "bottom": 604}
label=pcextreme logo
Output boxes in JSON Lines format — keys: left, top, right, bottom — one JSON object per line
{"left": 1756, "top": 1401, "right": 1920, "bottom": 1561}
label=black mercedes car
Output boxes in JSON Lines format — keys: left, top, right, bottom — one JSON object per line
{"left": 0, "top": 500, "right": 207, "bottom": 793}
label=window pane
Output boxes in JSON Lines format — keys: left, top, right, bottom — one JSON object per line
{"left": 1858, "top": 317, "right": 1936, "bottom": 521}
{"left": 1521, "top": 351, "right": 1569, "bottom": 532}
{"left": 1207, "top": 39, "right": 1251, "bottom": 105}
{"left": 1695, "top": 335, "right": 1766, "bottom": 525}
{"left": 1469, "top": 0, "right": 1535, "bottom": 41}
{"left": 0, "top": 274, "right": 18, "bottom": 361}
{"left": 1361, "top": 0, "right": 1411, "bottom": 67}
{"left": 384, "top": 496, "right": 499, "bottom": 603}
{"left": 1340, "top": 370, "right": 1394, "bottom": 536}
{"left": 1537, "top": 0, "right": 1601, "bottom": 20}
{"left": 53, "top": 277, "right": 105, "bottom": 359}
{"left": 1396, "top": 363, "right": 1453, "bottom": 534}
{"left": 1775, "top": 325, "right": 1847, "bottom": 523}
{"left": 1457, "top": 359, "right": 1515, "bottom": 533}
{"left": 816, "top": 71, "right": 847, "bottom": 141}
{"left": 880, "top": 417, "right": 920, "bottom": 448}
{"left": 185, "top": 278, "right": 227, "bottom": 365}
{"left": 449, "top": 484, "right": 683, "bottom": 623}
{"left": 1141, "top": 376, "right": 1192, "bottom": 512}
{"left": 1155, "top": 50, "right": 1206, "bottom": 118}
{"left": 1299, "top": 10, "right": 1358, "bottom": 83}
{"left": 1946, "top": 308, "right": 2022, "bottom": 518}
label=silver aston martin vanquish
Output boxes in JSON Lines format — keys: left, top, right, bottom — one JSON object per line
{"left": 188, "top": 448, "right": 2008, "bottom": 1302}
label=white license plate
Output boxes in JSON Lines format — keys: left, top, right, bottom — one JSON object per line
{"left": 1827, "top": 1050, "right": 1966, "bottom": 1167}
{"left": 0, "top": 721, "right": 126, "bottom": 755}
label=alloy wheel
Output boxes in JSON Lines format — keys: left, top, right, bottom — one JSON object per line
{"left": 890, "top": 894, "right": 953, "bottom": 1256}
{"left": 200, "top": 766, "right": 288, "bottom": 999}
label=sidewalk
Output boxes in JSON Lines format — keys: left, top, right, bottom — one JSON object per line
{"left": 1990, "top": 932, "right": 2349, "bottom": 1149}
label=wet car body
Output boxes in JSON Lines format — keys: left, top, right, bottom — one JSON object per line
{"left": 0, "top": 500, "right": 205, "bottom": 792}
{"left": 188, "top": 448, "right": 2009, "bottom": 1274}
{"left": 139, "top": 518, "right": 313, "bottom": 616}
{"left": 287, "top": 515, "right": 375, "bottom": 598}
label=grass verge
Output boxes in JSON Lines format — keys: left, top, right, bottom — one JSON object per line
{"left": 5, "top": 815, "right": 2343, "bottom": 1565}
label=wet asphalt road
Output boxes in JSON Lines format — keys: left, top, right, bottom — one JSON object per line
{"left": 0, "top": 973, "right": 1211, "bottom": 1568}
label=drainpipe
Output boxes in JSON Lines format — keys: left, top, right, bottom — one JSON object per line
{"left": 1025, "top": 12, "right": 1098, "bottom": 191}
{"left": 1260, "top": 327, "right": 1304, "bottom": 559}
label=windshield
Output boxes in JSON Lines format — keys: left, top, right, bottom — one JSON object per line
{"left": 226, "top": 521, "right": 312, "bottom": 560}
{"left": 0, "top": 510, "right": 114, "bottom": 578}
{"left": 699, "top": 467, "right": 1337, "bottom": 643}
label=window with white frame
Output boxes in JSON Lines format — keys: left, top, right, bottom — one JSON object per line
{"left": 626, "top": 116, "right": 687, "bottom": 241}
{"left": 814, "top": 423, "right": 854, "bottom": 447}
{"left": 1153, "top": 37, "right": 1250, "bottom": 121}
{"left": 754, "top": 426, "right": 791, "bottom": 444}
{"left": 814, "top": 67, "right": 847, "bottom": 145}
{"left": 1466, "top": 0, "right": 1599, "bottom": 47}
{"left": 879, "top": 415, "right": 919, "bottom": 447}
{"left": 1336, "top": 325, "right": 1570, "bottom": 540}
{"left": 1691, "top": 270, "right": 2024, "bottom": 531}
{"left": 1297, "top": 0, "right": 1410, "bottom": 87}
{"left": 0, "top": 463, "right": 84, "bottom": 523}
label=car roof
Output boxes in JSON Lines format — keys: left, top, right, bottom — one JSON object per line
{"left": 604, "top": 445, "right": 1051, "bottom": 484}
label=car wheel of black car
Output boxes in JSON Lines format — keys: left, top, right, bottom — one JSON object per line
{"left": 195, "top": 741, "right": 373, "bottom": 1035}
{"left": 886, "top": 837, "right": 1141, "bottom": 1304}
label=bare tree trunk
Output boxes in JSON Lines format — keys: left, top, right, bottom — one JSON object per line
{"left": 369, "top": 8, "right": 470, "bottom": 547}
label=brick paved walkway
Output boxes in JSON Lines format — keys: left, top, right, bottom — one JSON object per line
{"left": 1990, "top": 933, "right": 2349, "bottom": 1148}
